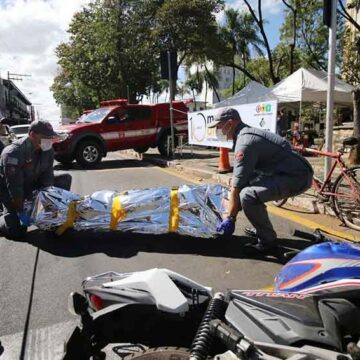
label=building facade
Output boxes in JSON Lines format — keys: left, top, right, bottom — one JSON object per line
{"left": 0, "top": 78, "right": 31, "bottom": 125}
{"left": 186, "top": 63, "right": 240, "bottom": 111}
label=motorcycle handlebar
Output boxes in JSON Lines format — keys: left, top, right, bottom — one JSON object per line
{"left": 293, "top": 228, "right": 325, "bottom": 243}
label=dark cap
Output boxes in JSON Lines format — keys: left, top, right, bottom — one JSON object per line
{"left": 29, "top": 120, "right": 58, "bottom": 138}
{"left": 208, "top": 108, "right": 241, "bottom": 128}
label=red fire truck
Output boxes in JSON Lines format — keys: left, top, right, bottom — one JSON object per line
{"left": 54, "top": 99, "right": 188, "bottom": 168}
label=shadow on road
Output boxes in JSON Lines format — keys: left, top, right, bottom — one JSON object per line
{"left": 24, "top": 229, "right": 313, "bottom": 265}
{"left": 54, "top": 158, "right": 157, "bottom": 172}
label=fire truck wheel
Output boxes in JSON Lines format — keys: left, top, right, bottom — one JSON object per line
{"left": 134, "top": 146, "right": 149, "bottom": 154}
{"left": 158, "top": 132, "right": 178, "bottom": 157}
{"left": 75, "top": 140, "right": 102, "bottom": 168}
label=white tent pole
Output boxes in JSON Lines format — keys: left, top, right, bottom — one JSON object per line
{"left": 324, "top": 0, "right": 337, "bottom": 176}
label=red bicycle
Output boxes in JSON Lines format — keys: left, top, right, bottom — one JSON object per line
{"left": 273, "top": 136, "right": 360, "bottom": 231}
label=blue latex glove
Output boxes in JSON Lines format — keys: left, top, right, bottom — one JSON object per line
{"left": 216, "top": 218, "right": 235, "bottom": 235}
{"left": 18, "top": 211, "right": 32, "bottom": 227}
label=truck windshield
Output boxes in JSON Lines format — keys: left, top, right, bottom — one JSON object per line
{"left": 77, "top": 108, "right": 112, "bottom": 123}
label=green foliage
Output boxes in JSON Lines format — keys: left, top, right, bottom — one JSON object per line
{"left": 152, "top": 0, "right": 224, "bottom": 62}
{"left": 246, "top": 57, "right": 274, "bottom": 87}
{"left": 279, "top": 0, "right": 329, "bottom": 71}
{"left": 342, "top": 28, "right": 360, "bottom": 85}
{"left": 51, "top": 0, "right": 225, "bottom": 110}
{"left": 52, "top": 0, "right": 159, "bottom": 112}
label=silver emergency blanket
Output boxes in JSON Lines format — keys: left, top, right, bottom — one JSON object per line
{"left": 31, "top": 184, "right": 229, "bottom": 238}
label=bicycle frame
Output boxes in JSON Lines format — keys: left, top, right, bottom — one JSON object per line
{"left": 293, "top": 146, "right": 359, "bottom": 201}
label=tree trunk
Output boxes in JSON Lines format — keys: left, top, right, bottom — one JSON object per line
{"left": 349, "top": 86, "right": 360, "bottom": 164}
{"left": 205, "top": 81, "right": 208, "bottom": 110}
{"left": 170, "top": 80, "right": 176, "bottom": 101}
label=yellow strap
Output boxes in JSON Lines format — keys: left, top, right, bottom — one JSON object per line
{"left": 55, "top": 201, "right": 78, "bottom": 236}
{"left": 169, "top": 188, "right": 179, "bottom": 233}
{"left": 110, "top": 196, "right": 127, "bottom": 230}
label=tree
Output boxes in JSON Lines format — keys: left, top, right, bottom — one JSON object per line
{"left": 185, "top": 68, "right": 204, "bottom": 110}
{"left": 280, "top": 0, "right": 300, "bottom": 74}
{"left": 220, "top": 9, "right": 263, "bottom": 93}
{"left": 177, "top": 82, "right": 190, "bottom": 100}
{"left": 242, "top": 0, "right": 280, "bottom": 83}
{"left": 341, "top": 0, "right": 360, "bottom": 163}
{"left": 279, "top": 0, "right": 329, "bottom": 73}
{"left": 151, "top": 0, "right": 225, "bottom": 100}
{"left": 51, "top": 0, "right": 159, "bottom": 113}
{"left": 221, "top": 8, "right": 240, "bottom": 95}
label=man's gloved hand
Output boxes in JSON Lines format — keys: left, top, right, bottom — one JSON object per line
{"left": 216, "top": 218, "right": 235, "bottom": 235}
{"left": 18, "top": 211, "right": 32, "bottom": 227}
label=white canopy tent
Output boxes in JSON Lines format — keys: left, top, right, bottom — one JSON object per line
{"left": 268, "top": 67, "right": 353, "bottom": 104}
{"left": 215, "top": 67, "right": 354, "bottom": 107}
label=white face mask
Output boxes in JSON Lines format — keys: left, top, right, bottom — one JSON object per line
{"left": 216, "top": 128, "right": 226, "bottom": 141}
{"left": 40, "top": 138, "right": 53, "bottom": 152}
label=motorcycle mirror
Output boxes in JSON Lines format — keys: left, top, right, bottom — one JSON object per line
{"left": 68, "top": 292, "right": 88, "bottom": 316}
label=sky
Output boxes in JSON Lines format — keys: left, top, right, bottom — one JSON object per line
{"left": 0, "top": 0, "right": 284, "bottom": 126}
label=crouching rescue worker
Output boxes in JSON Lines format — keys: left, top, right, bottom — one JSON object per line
{"left": 211, "top": 108, "right": 313, "bottom": 254}
{"left": 0, "top": 120, "right": 72, "bottom": 240}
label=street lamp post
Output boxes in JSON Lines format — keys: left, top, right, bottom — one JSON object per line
{"left": 167, "top": 50, "right": 175, "bottom": 158}
{"left": 324, "top": 0, "right": 337, "bottom": 177}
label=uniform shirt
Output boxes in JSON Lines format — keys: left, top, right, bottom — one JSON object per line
{"left": 232, "top": 125, "right": 313, "bottom": 189}
{"left": 0, "top": 136, "right": 54, "bottom": 202}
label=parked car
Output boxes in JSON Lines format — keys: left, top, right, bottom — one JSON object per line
{"left": 10, "top": 124, "right": 31, "bottom": 139}
{"left": 0, "top": 124, "right": 17, "bottom": 154}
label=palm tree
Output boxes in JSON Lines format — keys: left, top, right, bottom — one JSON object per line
{"left": 185, "top": 67, "right": 204, "bottom": 110}
{"left": 221, "top": 9, "right": 264, "bottom": 93}
{"left": 177, "top": 82, "right": 190, "bottom": 100}
{"left": 203, "top": 66, "right": 219, "bottom": 109}
{"left": 221, "top": 8, "right": 240, "bottom": 95}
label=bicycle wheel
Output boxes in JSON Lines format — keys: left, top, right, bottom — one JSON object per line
{"left": 332, "top": 166, "right": 360, "bottom": 231}
{"left": 272, "top": 198, "right": 288, "bottom": 207}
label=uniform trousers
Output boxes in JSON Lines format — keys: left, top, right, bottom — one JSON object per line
{"left": 0, "top": 173, "right": 72, "bottom": 240}
{"left": 239, "top": 171, "right": 312, "bottom": 243}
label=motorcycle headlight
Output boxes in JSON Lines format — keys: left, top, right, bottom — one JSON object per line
{"left": 68, "top": 292, "right": 88, "bottom": 316}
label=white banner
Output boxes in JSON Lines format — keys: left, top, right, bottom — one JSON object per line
{"left": 188, "top": 101, "right": 278, "bottom": 148}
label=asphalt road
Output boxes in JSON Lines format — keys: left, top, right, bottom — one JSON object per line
{"left": 0, "top": 153, "right": 314, "bottom": 359}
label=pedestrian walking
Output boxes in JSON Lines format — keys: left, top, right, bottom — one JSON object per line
{"left": 210, "top": 108, "right": 313, "bottom": 254}
{"left": 0, "top": 120, "right": 72, "bottom": 240}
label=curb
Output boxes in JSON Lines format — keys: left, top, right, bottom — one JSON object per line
{"left": 119, "top": 150, "right": 336, "bottom": 218}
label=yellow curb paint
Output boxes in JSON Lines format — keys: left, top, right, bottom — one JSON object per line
{"left": 268, "top": 205, "right": 360, "bottom": 242}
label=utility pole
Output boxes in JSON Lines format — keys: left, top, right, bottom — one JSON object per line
{"left": 7, "top": 72, "right": 31, "bottom": 81}
{"left": 324, "top": 0, "right": 337, "bottom": 177}
{"left": 167, "top": 50, "right": 175, "bottom": 158}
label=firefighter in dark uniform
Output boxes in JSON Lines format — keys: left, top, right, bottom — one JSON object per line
{"left": 210, "top": 108, "right": 313, "bottom": 253}
{"left": 0, "top": 120, "right": 72, "bottom": 240}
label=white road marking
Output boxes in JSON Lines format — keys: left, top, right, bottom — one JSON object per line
{"left": 1, "top": 320, "right": 78, "bottom": 360}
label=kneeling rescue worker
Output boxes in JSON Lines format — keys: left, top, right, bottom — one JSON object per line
{"left": 0, "top": 120, "right": 72, "bottom": 240}
{"left": 211, "top": 108, "right": 313, "bottom": 254}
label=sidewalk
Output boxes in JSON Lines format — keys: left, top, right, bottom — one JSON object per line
{"left": 120, "top": 145, "right": 348, "bottom": 221}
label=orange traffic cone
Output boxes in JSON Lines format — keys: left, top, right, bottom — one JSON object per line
{"left": 218, "top": 147, "right": 231, "bottom": 174}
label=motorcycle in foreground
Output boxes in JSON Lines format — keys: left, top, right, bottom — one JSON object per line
{"left": 63, "top": 231, "right": 360, "bottom": 360}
